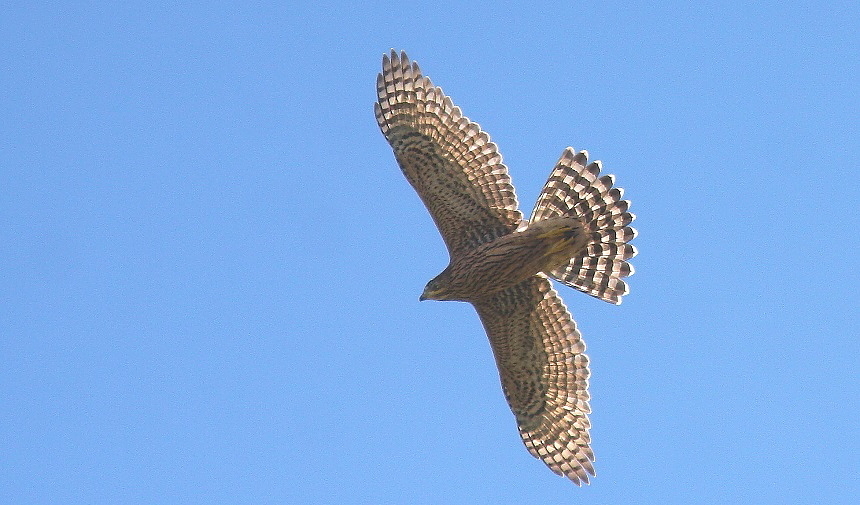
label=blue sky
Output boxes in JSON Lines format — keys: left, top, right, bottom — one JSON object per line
{"left": 2, "top": 1, "right": 858, "bottom": 503}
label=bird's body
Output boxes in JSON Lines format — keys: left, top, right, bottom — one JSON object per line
{"left": 375, "top": 50, "right": 637, "bottom": 485}
{"left": 422, "top": 217, "right": 589, "bottom": 302}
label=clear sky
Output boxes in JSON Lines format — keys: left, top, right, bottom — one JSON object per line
{"left": 2, "top": 1, "right": 858, "bottom": 504}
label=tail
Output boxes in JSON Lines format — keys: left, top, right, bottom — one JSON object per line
{"left": 530, "top": 148, "right": 637, "bottom": 305}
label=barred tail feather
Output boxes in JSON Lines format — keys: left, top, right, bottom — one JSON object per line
{"left": 530, "top": 147, "right": 637, "bottom": 304}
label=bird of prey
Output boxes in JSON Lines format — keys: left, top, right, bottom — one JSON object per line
{"left": 374, "top": 50, "right": 637, "bottom": 485}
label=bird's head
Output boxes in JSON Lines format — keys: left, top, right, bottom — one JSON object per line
{"left": 421, "top": 264, "right": 467, "bottom": 301}
{"left": 419, "top": 276, "right": 448, "bottom": 301}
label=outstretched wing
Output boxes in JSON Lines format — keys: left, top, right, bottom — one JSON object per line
{"left": 375, "top": 50, "right": 522, "bottom": 259}
{"left": 532, "top": 148, "right": 637, "bottom": 305}
{"left": 473, "top": 275, "right": 595, "bottom": 485}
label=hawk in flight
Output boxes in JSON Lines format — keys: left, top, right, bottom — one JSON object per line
{"left": 374, "top": 50, "right": 637, "bottom": 485}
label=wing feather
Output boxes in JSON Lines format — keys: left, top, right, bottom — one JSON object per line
{"left": 473, "top": 275, "right": 595, "bottom": 485}
{"left": 375, "top": 50, "right": 522, "bottom": 258}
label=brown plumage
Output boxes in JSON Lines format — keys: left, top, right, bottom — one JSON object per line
{"left": 375, "top": 50, "right": 637, "bottom": 485}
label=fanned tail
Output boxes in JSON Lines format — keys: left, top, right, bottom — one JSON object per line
{"left": 530, "top": 148, "right": 637, "bottom": 305}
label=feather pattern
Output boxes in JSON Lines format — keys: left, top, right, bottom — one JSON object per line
{"left": 375, "top": 50, "right": 522, "bottom": 259}
{"left": 531, "top": 148, "right": 638, "bottom": 305}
